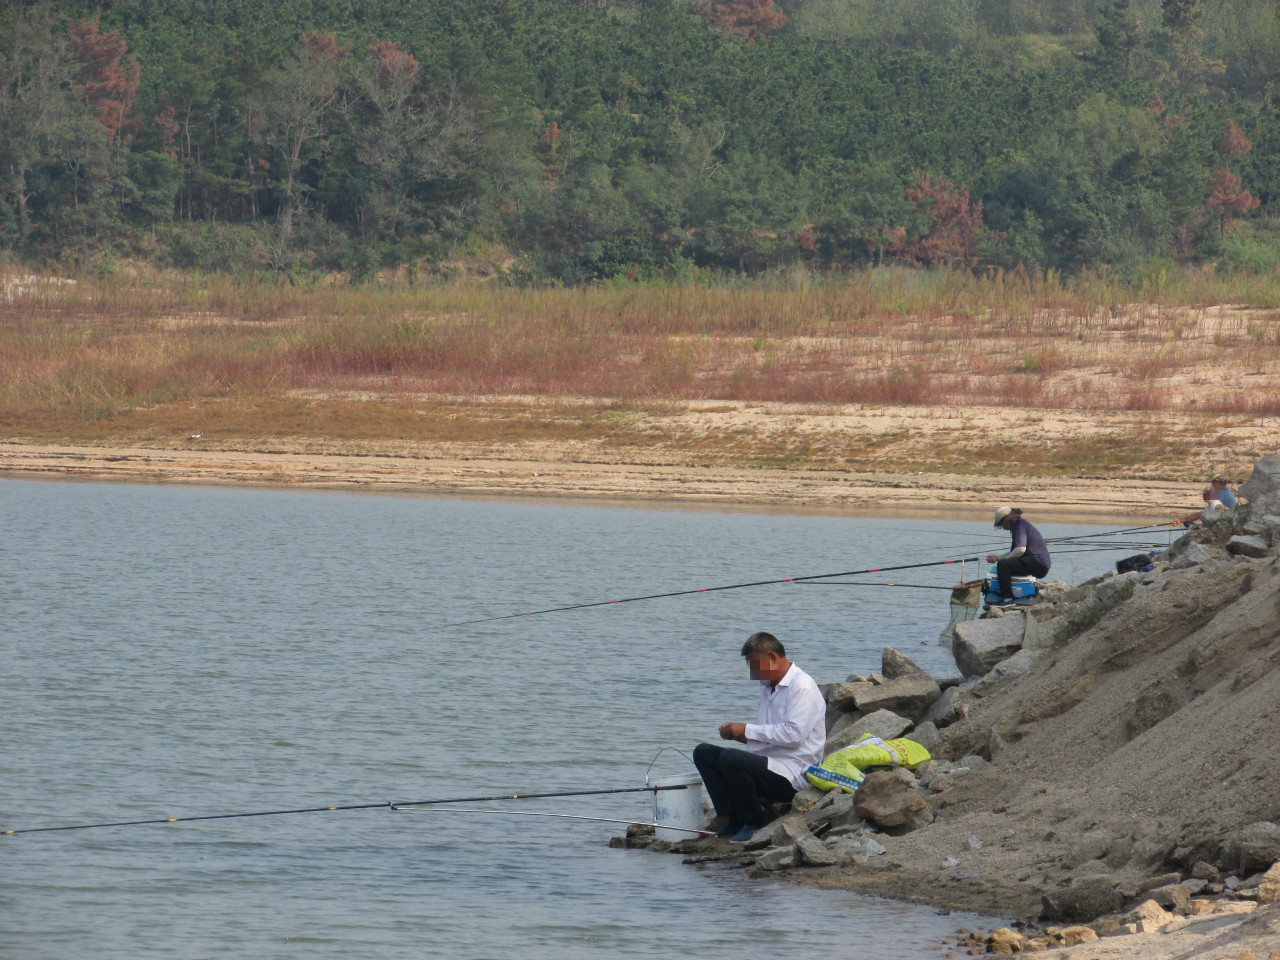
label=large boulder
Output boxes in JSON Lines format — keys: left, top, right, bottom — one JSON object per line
{"left": 881, "top": 646, "right": 926, "bottom": 679}
{"left": 921, "top": 685, "right": 973, "bottom": 728}
{"left": 853, "top": 770, "right": 927, "bottom": 828}
{"left": 1227, "top": 534, "right": 1269, "bottom": 559}
{"left": 826, "top": 710, "right": 864, "bottom": 740}
{"left": 823, "top": 681, "right": 873, "bottom": 712}
{"left": 1241, "top": 454, "right": 1280, "bottom": 512}
{"left": 853, "top": 672, "right": 941, "bottom": 721}
{"left": 823, "top": 709, "right": 912, "bottom": 755}
{"left": 953, "top": 614, "right": 1028, "bottom": 677}
{"left": 1231, "top": 822, "right": 1280, "bottom": 875}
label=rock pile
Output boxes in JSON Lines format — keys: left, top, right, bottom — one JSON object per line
{"left": 614, "top": 455, "right": 1280, "bottom": 957}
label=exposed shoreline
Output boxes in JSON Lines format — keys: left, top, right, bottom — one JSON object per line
{"left": 0, "top": 438, "right": 1201, "bottom": 526}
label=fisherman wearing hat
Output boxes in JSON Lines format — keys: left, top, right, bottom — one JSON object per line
{"left": 986, "top": 506, "right": 1051, "bottom": 607}
{"left": 1209, "top": 474, "right": 1237, "bottom": 508}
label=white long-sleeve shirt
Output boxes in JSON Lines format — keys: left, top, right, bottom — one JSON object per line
{"left": 744, "top": 662, "right": 826, "bottom": 789}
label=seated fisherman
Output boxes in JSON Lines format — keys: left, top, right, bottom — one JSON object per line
{"left": 693, "top": 631, "right": 825, "bottom": 844}
{"left": 1209, "top": 474, "right": 1238, "bottom": 508}
{"left": 986, "top": 505, "right": 1051, "bottom": 606}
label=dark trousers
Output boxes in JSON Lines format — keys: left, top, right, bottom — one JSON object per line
{"left": 996, "top": 555, "right": 1049, "bottom": 599}
{"left": 692, "top": 742, "right": 797, "bottom": 828}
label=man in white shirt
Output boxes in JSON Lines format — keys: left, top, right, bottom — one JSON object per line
{"left": 693, "top": 631, "right": 826, "bottom": 843}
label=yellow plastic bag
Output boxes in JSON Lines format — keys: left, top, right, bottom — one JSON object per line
{"left": 803, "top": 734, "right": 931, "bottom": 793}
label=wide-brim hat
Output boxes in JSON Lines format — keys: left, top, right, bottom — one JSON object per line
{"left": 993, "top": 505, "right": 1013, "bottom": 526}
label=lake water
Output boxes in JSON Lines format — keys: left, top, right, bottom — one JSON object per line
{"left": 0, "top": 479, "right": 1167, "bottom": 959}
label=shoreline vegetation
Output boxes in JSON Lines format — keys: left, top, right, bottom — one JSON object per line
{"left": 2, "top": 267, "right": 1279, "bottom": 518}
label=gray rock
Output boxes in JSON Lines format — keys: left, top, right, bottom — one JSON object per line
{"left": 802, "top": 789, "right": 860, "bottom": 831}
{"left": 972, "top": 648, "right": 1043, "bottom": 697}
{"left": 1061, "top": 834, "right": 1111, "bottom": 869}
{"left": 953, "top": 614, "right": 1027, "bottom": 677}
{"left": 965, "top": 835, "right": 983, "bottom": 851}
{"left": 957, "top": 754, "right": 989, "bottom": 772}
{"left": 1137, "top": 872, "right": 1183, "bottom": 893}
{"left": 823, "top": 709, "right": 912, "bottom": 755}
{"left": 795, "top": 833, "right": 837, "bottom": 866}
{"left": 942, "top": 855, "right": 960, "bottom": 867}
{"left": 861, "top": 837, "right": 887, "bottom": 857}
{"left": 908, "top": 721, "right": 940, "bottom": 754}
{"left": 1258, "top": 514, "right": 1280, "bottom": 545}
{"left": 1179, "top": 878, "right": 1207, "bottom": 896}
{"left": 1041, "top": 877, "right": 1125, "bottom": 923}
{"left": 755, "top": 845, "right": 799, "bottom": 871}
{"left": 853, "top": 673, "right": 942, "bottom": 722}
{"left": 1240, "top": 454, "right": 1280, "bottom": 512}
{"left": 790, "top": 787, "right": 826, "bottom": 813}
{"left": 826, "top": 710, "right": 863, "bottom": 740}
{"left": 881, "top": 646, "right": 927, "bottom": 679}
{"left": 1095, "top": 573, "right": 1139, "bottom": 604}
{"left": 1227, "top": 534, "right": 1269, "bottom": 559}
{"left": 921, "top": 685, "right": 973, "bottom": 728}
{"left": 769, "top": 815, "right": 812, "bottom": 847}
{"left": 1169, "top": 541, "right": 1218, "bottom": 570}
{"left": 1021, "top": 612, "right": 1052, "bottom": 650}
{"left": 987, "top": 727, "right": 1007, "bottom": 761}
{"left": 1191, "top": 861, "right": 1221, "bottom": 882}
{"left": 854, "top": 770, "right": 927, "bottom": 828}
{"left": 1232, "top": 821, "right": 1280, "bottom": 875}
{"left": 824, "top": 681, "right": 873, "bottom": 712}
{"left": 1144, "top": 882, "right": 1190, "bottom": 913}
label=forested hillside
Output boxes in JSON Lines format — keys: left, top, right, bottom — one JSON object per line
{"left": 2, "top": 0, "right": 1278, "bottom": 281}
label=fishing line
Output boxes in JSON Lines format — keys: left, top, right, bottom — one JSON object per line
{"left": 434, "top": 556, "right": 986, "bottom": 629}
{"left": 3, "top": 785, "right": 690, "bottom": 837}
{"left": 436, "top": 521, "right": 1184, "bottom": 631}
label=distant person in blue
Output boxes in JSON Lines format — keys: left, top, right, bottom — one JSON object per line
{"left": 986, "top": 506, "right": 1051, "bottom": 606}
{"left": 1210, "top": 474, "right": 1238, "bottom": 508}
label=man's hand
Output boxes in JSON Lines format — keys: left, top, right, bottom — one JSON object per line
{"left": 718, "top": 722, "right": 747, "bottom": 743}
{"left": 985, "top": 554, "right": 998, "bottom": 563}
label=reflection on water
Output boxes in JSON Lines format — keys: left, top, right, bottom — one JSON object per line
{"left": 1, "top": 480, "right": 1154, "bottom": 959}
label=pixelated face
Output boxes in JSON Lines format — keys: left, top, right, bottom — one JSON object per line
{"left": 747, "top": 652, "right": 786, "bottom": 686}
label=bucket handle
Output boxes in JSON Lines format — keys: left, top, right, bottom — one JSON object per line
{"left": 644, "top": 747, "right": 698, "bottom": 787}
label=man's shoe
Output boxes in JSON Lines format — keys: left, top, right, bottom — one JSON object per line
{"left": 728, "top": 824, "right": 759, "bottom": 843}
{"left": 715, "top": 821, "right": 742, "bottom": 838}
{"left": 989, "top": 597, "right": 1016, "bottom": 607}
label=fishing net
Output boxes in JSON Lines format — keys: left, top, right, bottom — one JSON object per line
{"left": 939, "top": 580, "right": 983, "bottom": 644}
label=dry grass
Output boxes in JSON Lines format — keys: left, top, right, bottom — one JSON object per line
{"left": 3, "top": 265, "right": 1280, "bottom": 463}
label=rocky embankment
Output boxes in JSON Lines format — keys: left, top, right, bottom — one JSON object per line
{"left": 615, "top": 455, "right": 1280, "bottom": 959}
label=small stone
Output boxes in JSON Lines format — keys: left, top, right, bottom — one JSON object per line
{"left": 1137, "top": 872, "right": 1184, "bottom": 894}
{"left": 770, "top": 815, "right": 811, "bottom": 846}
{"left": 854, "top": 770, "right": 927, "bottom": 828}
{"left": 973, "top": 648, "right": 1043, "bottom": 697}
{"left": 1257, "top": 860, "right": 1280, "bottom": 904}
{"left": 882, "top": 645, "right": 927, "bottom": 679}
{"left": 790, "top": 788, "right": 825, "bottom": 813}
{"left": 861, "top": 838, "right": 887, "bottom": 857}
{"left": 1041, "top": 878, "right": 1124, "bottom": 923}
{"left": 1144, "top": 883, "right": 1190, "bottom": 913}
{"left": 795, "top": 834, "right": 837, "bottom": 866}
{"left": 754, "top": 845, "right": 799, "bottom": 871}
{"left": 921, "top": 685, "right": 974, "bottom": 729}
{"left": 1179, "top": 878, "right": 1207, "bottom": 896}
{"left": 1055, "top": 926, "right": 1098, "bottom": 946}
{"left": 942, "top": 855, "right": 960, "bottom": 867}
{"left": 1124, "top": 899, "right": 1174, "bottom": 925}
{"left": 965, "top": 835, "right": 983, "bottom": 851}
{"left": 1192, "top": 861, "right": 1221, "bottom": 882}
{"left": 985, "top": 928, "right": 1023, "bottom": 954}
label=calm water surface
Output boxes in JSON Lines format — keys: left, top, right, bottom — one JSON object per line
{"left": 0, "top": 480, "right": 1161, "bottom": 959}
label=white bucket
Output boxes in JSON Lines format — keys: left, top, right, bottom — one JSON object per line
{"left": 651, "top": 774, "right": 705, "bottom": 841}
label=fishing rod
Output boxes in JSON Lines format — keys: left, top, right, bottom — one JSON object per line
{"left": 436, "top": 520, "right": 1186, "bottom": 631}
{"left": 434, "top": 555, "right": 985, "bottom": 629}
{"left": 3, "top": 785, "right": 691, "bottom": 837}
{"left": 391, "top": 807, "right": 709, "bottom": 836}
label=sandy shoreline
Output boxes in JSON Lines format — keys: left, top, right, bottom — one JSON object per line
{"left": 0, "top": 437, "right": 1201, "bottom": 524}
